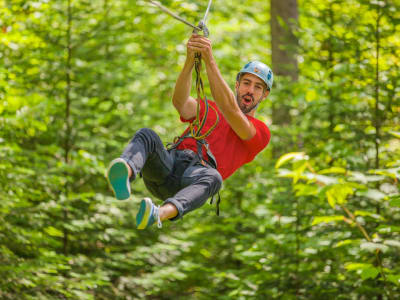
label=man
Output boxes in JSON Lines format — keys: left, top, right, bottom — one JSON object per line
{"left": 107, "top": 34, "right": 273, "bottom": 229}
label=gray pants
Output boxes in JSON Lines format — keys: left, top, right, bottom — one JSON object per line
{"left": 121, "top": 128, "right": 222, "bottom": 220}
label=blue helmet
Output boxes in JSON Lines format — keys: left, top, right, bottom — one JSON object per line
{"left": 236, "top": 61, "right": 273, "bottom": 91}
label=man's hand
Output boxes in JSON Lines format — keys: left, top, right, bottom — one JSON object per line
{"left": 187, "top": 34, "right": 214, "bottom": 65}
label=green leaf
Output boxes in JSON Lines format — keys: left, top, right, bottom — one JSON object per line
{"left": 293, "top": 162, "right": 308, "bottom": 184}
{"left": 305, "top": 89, "right": 317, "bottom": 102}
{"left": 345, "top": 262, "right": 370, "bottom": 271}
{"left": 387, "top": 275, "right": 400, "bottom": 286}
{"left": 333, "top": 124, "right": 345, "bottom": 132}
{"left": 326, "top": 189, "right": 336, "bottom": 208}
{"left": 325, "top": 184, "right": 354, "bottom": 208}
{"left": 44, "top": 226, "right": 64, "bottom": 238}
{"left": 346, "top": 263, "right": 381, "bottom": 283}
{"left": 360, "top": 267, "right": 380, "bottom": 280}
{"left": 389, "top": 131, "right": 400, "bottom": 139}
{"left": 293, "top": 184, "right": 318, "bottom": 196}
{"left": 377, "top": 225, "right": 400, "bottom": 233}
{"left": 319, "top": 167, "right": 346, "bottom": 174}
{"left": 369, "top": 168, "right": 400, "bottom": 180}
{"left": 354, "top": 210, "right": 383, "bottom": 220}
{"left": 312, "top": 215, "right": 344, "bottom": 226}
{"left": 334, "top": 239, "right": 358, "bottom": 248}
{"left": 275, "top": 152, "right": 307, "bottom": 169}
{"left": 389, "top": 196, "right": 400, "bottom": 207}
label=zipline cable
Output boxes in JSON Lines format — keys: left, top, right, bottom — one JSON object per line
{"left": 201, "top": 0, "right": 212, "bottom": 26}
{"left": 147, "top": 0, "right": 201, "bottom": 31}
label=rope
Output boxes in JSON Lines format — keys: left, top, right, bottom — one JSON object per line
{"left": 148, "top": 0, "right": 219, "bottom": 140}
{"left": 190, "top": 53, "right": 219, "bottom": 140}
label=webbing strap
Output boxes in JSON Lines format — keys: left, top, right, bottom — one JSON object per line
{"left": 210, "top": 191, "right": 221, "bottom": 216}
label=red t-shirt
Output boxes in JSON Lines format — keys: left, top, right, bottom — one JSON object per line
{"left": 177, "top": 99, "right": 270, "bottom": 180}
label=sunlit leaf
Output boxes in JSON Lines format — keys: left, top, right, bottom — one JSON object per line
{"left": 334, "top": 239, "right": 358, "bottom": 248}
{"left": 354, "top": 210, "right": 384, "bottom": 220}
{"left": 44, "top": 226, "right": 64, "bottom": 238}
{"left": 275, "top": 152, "right": 307, "bottom": 169}
{"left": 325, "top": 184, "right": 354, "bottom": 208}
{"left": 389, "top": 131, "right": 400, "bottom": 139}
{"left": 293, "top": 183, "right": 318, "bottom": 196}
{"left": 345, "top": 262, "right": 370, "bottom": 271}
{"left": 312, "top": 215, "right": 344, "bottom": 226}
{"left": 319, "top": 167, "right": 346, "bottom": 175}
{"left": 369, "top": 168, "right": 400, "bottom": 180}
{"left": 305, "top": 89, "right": 317, "bottom": 102}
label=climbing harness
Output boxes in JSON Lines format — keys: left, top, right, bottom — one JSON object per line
{"left": 148, "top": 0, "right": 221, "bottom": 215}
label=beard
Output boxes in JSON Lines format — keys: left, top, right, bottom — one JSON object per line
{"left": 236, "top": 92, "right": 260, "bottom": 114}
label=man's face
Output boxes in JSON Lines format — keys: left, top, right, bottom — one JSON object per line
{"left": 235, "top": 73, "right": 269, "bottom": 114}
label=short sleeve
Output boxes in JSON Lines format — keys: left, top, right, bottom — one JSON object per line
{"left": 179, "top": 99, "right": 206, "bottom": 123}
{"left": 242, "top": 119, "right": 270, "bottom": 159}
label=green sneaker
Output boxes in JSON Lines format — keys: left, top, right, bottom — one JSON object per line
{"left": 107, "top": 158, "right": 131, "bottom": 200}
{"left": 136, "top": 198, "right": 162, "bottom": 230}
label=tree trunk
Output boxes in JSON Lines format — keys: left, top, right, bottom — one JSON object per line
{"left": 270, "top": 0, "right": 299, "bottom": 126}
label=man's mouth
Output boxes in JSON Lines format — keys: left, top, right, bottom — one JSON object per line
{"left": 242, "top": 95, "right": 253, "bottom": 105}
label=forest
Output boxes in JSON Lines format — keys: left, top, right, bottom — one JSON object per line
{"left": 1, "top": 0, "right": 399, "bottom": 299}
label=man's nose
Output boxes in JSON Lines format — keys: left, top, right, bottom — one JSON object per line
{"left": 247, "top": 85, "right": 255, "bottom": 94}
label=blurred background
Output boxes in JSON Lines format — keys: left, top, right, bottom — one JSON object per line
{"left": 0, "top": 0, "right": 399, "bottom": 299}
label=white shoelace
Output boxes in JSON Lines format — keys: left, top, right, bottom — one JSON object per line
{"left": 154, "top": 205, "right": 162, "bottom": 228}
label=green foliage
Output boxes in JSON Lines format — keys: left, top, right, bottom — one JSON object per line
{"left": 1, "top": 0, "right": 399, "bottom": 299}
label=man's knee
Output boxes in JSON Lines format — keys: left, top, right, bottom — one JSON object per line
{"left": 134, "top": 128, "right": 163, "bottom": 145}
{"left": 203, "top": 168, "right": 223, "bottom": 194}
{"left": 136, "top": 128, "right": 157, "bottom": 139}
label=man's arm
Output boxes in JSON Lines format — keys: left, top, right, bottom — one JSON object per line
{"left": 187, "top": 34, "right": 256, "bottom": 140}
{"left": 171, "top": 42, "right": 198, "bottom": 120}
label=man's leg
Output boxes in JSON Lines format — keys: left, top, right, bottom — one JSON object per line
{"left": 121, "top": 128, "right": 174, "bottom": 181}
{"left": 108, "top": 128, "right": 174, "bottom": 200}
{"left": 136, "top": 165, "right": 222, "bottom": 229}
{"left": 163, "top": 165, "right": 223, "bottom": 220}
{"left": 159, "top": 203, "right": 179, "bottom": 221}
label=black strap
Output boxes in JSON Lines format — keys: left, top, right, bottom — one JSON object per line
{"left": 210, "top": 191, "right": 221, "bottom": 216}
{"left": 167, "top": 134, "right": 217, "bottom": 169}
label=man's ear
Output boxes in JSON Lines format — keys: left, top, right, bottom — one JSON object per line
{"left": 262, "top": 89, "right": 270, "bottom": 100}
{"left": 235, "top": 81, "right": 239, "bottom": 90}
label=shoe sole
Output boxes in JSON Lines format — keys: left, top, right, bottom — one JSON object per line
{"left": 107, "top": 159, "right": 131, "bottom": 200}
{"left": 136, "top": 198, "right": 153, "bottom": 230}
